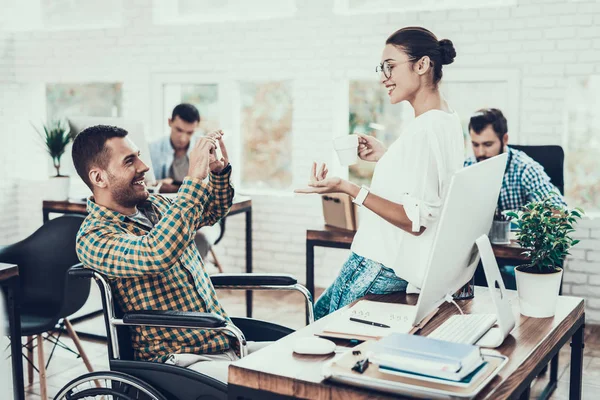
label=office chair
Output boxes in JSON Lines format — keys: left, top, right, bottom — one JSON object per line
{"left": 0, "top": 215, "right": 93, "bottom": 400}
{"left": 54, "top": 264, "right": 314, "bottom": 400}
{"left": 195, "top": 223, "right": 225, "bottom": 273}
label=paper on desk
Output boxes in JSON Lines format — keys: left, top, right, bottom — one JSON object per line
{"left": 321, "top": 300, "right": 417, "bottom": 339}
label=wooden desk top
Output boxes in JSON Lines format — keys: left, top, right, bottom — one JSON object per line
{"left": 42, "top": 195, "right": 252, "bottom": 216}
{"left": 307, "top": 226, "right": 530, "bottom": 261}
{"left": 0, "top": 263, "right": 18, "bottom": 281}
{"left": 229, "top": 289, "right": 584, "bottom": 399}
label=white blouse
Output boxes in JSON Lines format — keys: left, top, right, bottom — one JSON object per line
{"left": 351, "top": 109, "right": 465, "bottom": 289}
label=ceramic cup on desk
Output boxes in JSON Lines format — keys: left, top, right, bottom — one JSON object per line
{"left": 333, "top": 135, "right": 359, "bottom": 166}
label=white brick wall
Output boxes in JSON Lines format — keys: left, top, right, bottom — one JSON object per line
{"left": 1, "top": 0, "right": 599, "bottom": 321}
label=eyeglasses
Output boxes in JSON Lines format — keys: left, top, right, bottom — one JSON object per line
{"left": 375, "top": 61, "right": 393, "bottom": 79}
{"left": 375, "top": 60, "right": 411, "bottom": 80}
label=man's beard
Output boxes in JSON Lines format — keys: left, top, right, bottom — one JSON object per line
{"left": 108, "top": 172, "right": 148, "bottom": 209}
{"left": 477, "top": 146, "right": 505, "bottom": 162}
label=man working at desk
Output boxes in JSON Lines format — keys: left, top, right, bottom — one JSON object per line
{"left": 149, "top": 103, "right": 222, "bottom": 269}
{"left": 149, "top": 103, "right": 201, "bottom": 194}
{"left": 465, "top": 108, "right": 567, "bottom": 288}
{"left": 71, "top": 125, "right": 262, "bottom": 382}
{"left": 464, "top": 108, "right": 566, "bottom": 212}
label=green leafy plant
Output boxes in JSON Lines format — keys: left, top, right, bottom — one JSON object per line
{"left": 33, "top": 120, "right": 74, "bottom": 177}
{"left": 506, "top": 193, "right": 584, "bottom": 274}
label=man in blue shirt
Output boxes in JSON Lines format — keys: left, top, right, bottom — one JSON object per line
{"left": 149, "top": 103, "right": 222, "bottom": 270}
{"left": 464, "top": 108, "right": 566, "bottom": 212}
{"left": 465, "top": 108, "right": 567, "bottom": 290}
{"left": 150, "top": 103, "right": 200, "bottom": 193}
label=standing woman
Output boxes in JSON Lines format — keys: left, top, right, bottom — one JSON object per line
{"left": 296, "top": 27, "right": 465, "bottom": 320}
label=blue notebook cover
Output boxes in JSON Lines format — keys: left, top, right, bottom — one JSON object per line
{"left": 370, "top": 333, "right": 482, "bottom": 379}
{"left": 379, "top": 361, "right": 489, "bottom": 388}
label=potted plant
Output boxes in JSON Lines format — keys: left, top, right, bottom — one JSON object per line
{"left": 33, "top": 119, "right": 75, "bottom": 201}
{"left": 506, "top": 194, "right": 583, "bottom": 318}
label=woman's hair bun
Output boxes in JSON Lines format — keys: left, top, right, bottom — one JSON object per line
{"left": 438, "top": 39, "right": 456, "bottom": 65}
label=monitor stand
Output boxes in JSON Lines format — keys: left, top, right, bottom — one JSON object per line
{"left": 474, "top": 234, "right": 516, "bottom": 348}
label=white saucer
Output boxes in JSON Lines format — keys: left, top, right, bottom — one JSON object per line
{"left": 292, "top": 337, "right": 336, "bottom": 355}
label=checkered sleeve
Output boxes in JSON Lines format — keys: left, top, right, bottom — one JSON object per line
{"left": 196, "top": 165, "right": 234, "bottom": 229}
{"left": 522, "top": 164, "right": 567, "bottom": 208}
{"left": 464, "top": 156, "right": 476, "bottom": 167}
{"left": 76, "top": 178, "right": 214, "bottom": 278}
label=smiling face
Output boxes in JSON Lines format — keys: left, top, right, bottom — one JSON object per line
{"left": 380, "top": 44, "right": 424, "bottom": 104}
{"left": 90, "top": 136, "right": 150, "bottom": 209}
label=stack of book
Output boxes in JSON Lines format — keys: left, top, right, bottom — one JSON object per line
{"left": 370, "top": 333, "right": 488, "bottom": 386}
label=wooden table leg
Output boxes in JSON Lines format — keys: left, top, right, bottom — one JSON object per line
{"left": 6, "top": 275, "right": 25, "bottom": 400}
{"left": 306, "top": 240, "right": 315, "bottom": 325}
{"left": 245, "top": 209, "right": 253, "bottom": 318}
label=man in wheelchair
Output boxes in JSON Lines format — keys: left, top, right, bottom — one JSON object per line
{"left": 69, "top": 124, "right": 277, "bottom": 386}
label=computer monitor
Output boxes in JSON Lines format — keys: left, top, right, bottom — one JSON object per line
{"left": 412, "top": 152, "right": 508, "bottom": 326}
{"left": 67, "top": 117, "right": 157, "bottom": 185}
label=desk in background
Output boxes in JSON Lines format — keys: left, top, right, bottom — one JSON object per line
{"left": 1, "top": 263, "right": 24, "bottom": 400}
{"left": 229, "top": 288, "right": 585, "bottom": 400}
{"left": 42, "top": 196, "right": 255, "bottom": 317}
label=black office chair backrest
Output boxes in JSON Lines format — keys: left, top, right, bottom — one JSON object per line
{"left": 0, "top": 215, "right": 89, "bottom": 318}
{"left": 510, "top": 145, "right": 565, "bottom": 195}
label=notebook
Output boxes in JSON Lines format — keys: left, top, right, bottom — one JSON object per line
{"left": 379, "top": 361, "right": 489, "bottom": 388}
{"left": 317, "top": 300, "right": 432, "bottom": 340}
{"left": 370, "top": 333, "right": 484, "bottom": 381}
{"left": 323, "top": 341, "right": 508, "bottom": 399}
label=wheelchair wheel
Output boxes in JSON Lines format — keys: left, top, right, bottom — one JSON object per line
{"left": 53, "top": 371, "right": 168, "bottom": 400}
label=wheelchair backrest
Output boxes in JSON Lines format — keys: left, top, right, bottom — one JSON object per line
{"left": 79, "top": 267, "right": 135, "bottom": 361}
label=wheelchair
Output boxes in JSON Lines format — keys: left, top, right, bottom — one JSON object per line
{"left": 54, "top": 264, "right": 314, "bottom": 400}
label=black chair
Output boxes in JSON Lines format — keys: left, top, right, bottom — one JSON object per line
{"left": 0, "top": 215, "right": 93, "bottom": 400}
{"left": 53, "top": 264, "right": 314, "bottom": 400}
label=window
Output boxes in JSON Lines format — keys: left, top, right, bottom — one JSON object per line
{"left": 162, "top": 83, "right": 220, "bottom": 135}
{"left": 41, "top": 0, "right": 123, "bottom": 29}
{"left": 153, "top": 0, "right": 296, "bottom": 24}
{"left": 46, "top": 82, "right": 122, "bottom": 122}
{"left": 239, "top": 81, "right": 293, "bottom": 190}
{"left": 0, "top": 0, "right": 123, "bottom": 31}
{"left": 334, "top": 0, "right": 515, "bottom": 14}
{"left": 348, "top": 80, "right": 412, "bottom": 186}
{"left": 441, "top": 68, "right": 521, "bottom": 156}
{"left": 564, "top": 76, "right": 600, "bottom": 212}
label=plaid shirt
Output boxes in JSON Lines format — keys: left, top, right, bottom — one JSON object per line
{"left": 465, "top": 146, "right": 567, "bottom": 212}
{"left": 76, "top": 168, "right": 234, "bottom": 363}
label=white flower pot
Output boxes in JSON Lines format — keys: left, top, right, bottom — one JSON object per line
{"left": 515, "top": 266, "right": 563, "bottom": 318}
{"left": 46, "top": 176, "right": 70, "bottom": 201}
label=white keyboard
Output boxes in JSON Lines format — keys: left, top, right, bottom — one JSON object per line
{"left": 428, "top": 314, "right": 497, "bottom": 345}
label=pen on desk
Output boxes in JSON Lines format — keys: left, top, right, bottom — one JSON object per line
{"left": 349, "top": 317, "right": 390, "bottom": 328}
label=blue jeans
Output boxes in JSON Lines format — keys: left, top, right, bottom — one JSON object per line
{"left": 314, "top": 252, "right": 408, "bottom": 320}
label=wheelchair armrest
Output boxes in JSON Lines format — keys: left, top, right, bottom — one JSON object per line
{"left": 120, "top": 310, "right": 248, "bottom": 356}
{"left": 68, "top": 263, "right": 95, "bottom": 279}
{"left": 210, "top": 273, "right": 297, "bottom": 287}
{"left": 122, "top": 310, "right": 227, "bottom": 328}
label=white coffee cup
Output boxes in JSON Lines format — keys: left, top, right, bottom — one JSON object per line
{"left": 333, "top": 134, "right": 359, "bottom": 165}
